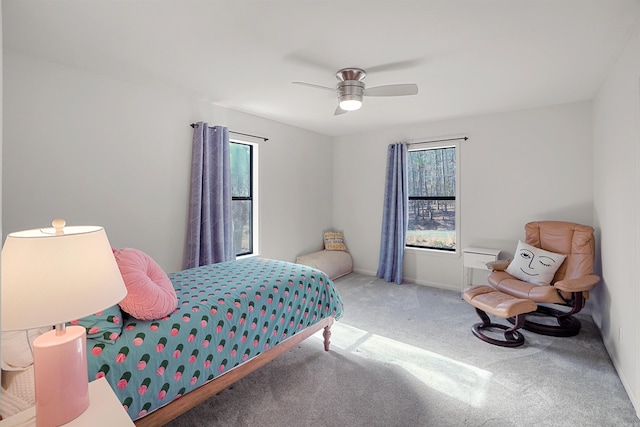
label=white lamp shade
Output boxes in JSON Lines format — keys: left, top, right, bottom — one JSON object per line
{"left": 1, "top": 224, "right": 127, "bottom": 331}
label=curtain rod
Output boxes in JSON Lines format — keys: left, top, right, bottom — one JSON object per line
{"left": 408, "top": 136, "right": 468, "bottom": 145}
{"left": 190, "top": 123, "right": 269, "bottom": 142}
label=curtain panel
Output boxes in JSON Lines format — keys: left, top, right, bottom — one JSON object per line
{"left": 184, "top": 123, "right": 235, "bottom": 269}
{"left": 376, "top": 142, "right": 409, "bottom": 284}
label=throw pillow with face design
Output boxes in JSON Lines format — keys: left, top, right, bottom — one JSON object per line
{"left": 505, "top": 240, "right": 567, "bottom": 286}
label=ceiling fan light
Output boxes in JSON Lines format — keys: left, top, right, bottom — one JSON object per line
{"left": 339, "top": 97, "right": 362, "bottom": 111}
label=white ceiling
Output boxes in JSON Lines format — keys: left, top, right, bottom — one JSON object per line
{"left": 3, "top": 0, "right": 640, "bottom": 137}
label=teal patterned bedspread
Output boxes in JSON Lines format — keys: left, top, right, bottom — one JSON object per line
{"left": 86, "top": 257, "right": 344, "bottom": 420}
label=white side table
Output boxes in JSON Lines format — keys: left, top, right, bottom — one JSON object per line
{"left": 0, "top": 377, "right": 134, "bottom": 426}
{"left": 462, "top": 246, "right": 501, "bottom": 293}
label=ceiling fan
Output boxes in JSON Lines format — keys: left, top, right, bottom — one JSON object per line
{"left": 293, "top": 68, "right": 419, "bottom": 115}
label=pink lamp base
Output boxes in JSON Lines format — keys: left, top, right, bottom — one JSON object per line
{"left": 33, "top": 325, "right": 90, "bottom": 427}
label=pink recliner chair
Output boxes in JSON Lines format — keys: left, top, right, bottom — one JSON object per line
{"left": 486, "top": 221, "right": 600, "bottom": 337}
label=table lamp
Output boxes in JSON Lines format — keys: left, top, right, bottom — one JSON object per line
{"left": 1, "top": 219, "right": 127, "bottom": 427}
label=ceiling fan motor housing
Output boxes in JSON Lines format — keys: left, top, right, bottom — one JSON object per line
{"left": 337, "top": 80, "right": 365, "bottom": 103}
{"left": 336, "top": 68, "right": 366, "bottom": 110}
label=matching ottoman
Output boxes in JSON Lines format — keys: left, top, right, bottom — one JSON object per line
{"left": 463, "top": 285, "right": 537, "bottom": 347}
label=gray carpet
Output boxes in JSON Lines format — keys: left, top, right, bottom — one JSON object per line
{"left": 165, "top": 273, "right": 639, "bottom": 427}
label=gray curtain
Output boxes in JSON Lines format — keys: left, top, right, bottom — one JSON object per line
{"left": 184, "top": 122, "right": 234, "bottom": 269}
{"left": 376, "top": 143, "right": 409, "bottom": 284}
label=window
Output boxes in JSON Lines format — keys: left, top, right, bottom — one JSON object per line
{"left": 230, "top": 141, "right": 258, "bottom": 256}
{"left": 406, "top": 144, "right": 458, "bottom": 251}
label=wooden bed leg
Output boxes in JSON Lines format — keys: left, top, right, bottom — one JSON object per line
{"left": 323, "top": 324, "right": 332, "bottom": 351}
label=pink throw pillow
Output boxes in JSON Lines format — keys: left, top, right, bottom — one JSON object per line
{"left": 113, "top": 248, "right": 177, "bottom": 321}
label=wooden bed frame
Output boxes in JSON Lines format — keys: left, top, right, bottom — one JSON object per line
{"left": 134, "top": 316, "right": 334, "bottom": 426}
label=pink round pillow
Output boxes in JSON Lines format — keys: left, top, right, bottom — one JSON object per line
{"left": 113, "top": 248, "right": 177, "bottom": 321}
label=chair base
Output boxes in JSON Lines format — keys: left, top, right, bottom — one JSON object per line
{"left": 472, "top": 308, "right": 527, "bottom": 347}
{"left": 508, "top": 305, "right": 582, "bottom": 337}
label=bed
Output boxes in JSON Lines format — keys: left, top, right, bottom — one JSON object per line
{"left": 81, "top": 256, "right": 343, "bottom": 426}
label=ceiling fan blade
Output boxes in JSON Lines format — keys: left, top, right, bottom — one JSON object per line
{"left": 292, "top": 81, "right": 335, "bottom": 92}
{"left": 334, "top": 105, "right": 348, "bottom": 116}
{"left": 284, "top": 51, "right": 336, "bottom": 73}
{"left": 364, "top": 84, "right": 419, "bottom": 97}
{"left": 366, "top": 58, "right": 426, "bottom": 74}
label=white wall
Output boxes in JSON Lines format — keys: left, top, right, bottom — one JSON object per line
{"left": 592, "top": 20, "right": 640, "bottom": 417}
{"left": 333, "top": 102, "right": 594, "bottom": 290}
{"left": 2, "top": 51, "right": 333, "bottom": 273}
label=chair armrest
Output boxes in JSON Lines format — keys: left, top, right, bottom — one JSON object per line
{"left": 554, "top": 275, "right": 600, "bottom": 293}
{"left": 486, "top": 259, "right": 511, "bottom": 272}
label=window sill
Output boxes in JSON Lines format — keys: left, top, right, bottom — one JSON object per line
{"left": 405, "top": 246, "right": 460, "bottom": 258}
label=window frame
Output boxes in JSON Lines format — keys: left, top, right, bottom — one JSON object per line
{"left": 230, "top": 139, "right": 259, "bottom": 258}
{"left": 405, "top": 140, "right": 461, "bottom": 254}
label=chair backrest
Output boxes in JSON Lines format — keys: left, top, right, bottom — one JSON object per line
{"left": 524, "top": 221, "right": 595, "bottom": 283}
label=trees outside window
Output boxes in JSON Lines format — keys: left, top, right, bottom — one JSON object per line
{"left": 406, "top": 146, "right": 457, "bottom": 251}
{"left": 230, "top": 142, "right": 255, "bottom": 256}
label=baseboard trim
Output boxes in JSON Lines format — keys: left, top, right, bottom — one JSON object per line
{"left": 349, "top": 269, "right": 459, "bottom": 292}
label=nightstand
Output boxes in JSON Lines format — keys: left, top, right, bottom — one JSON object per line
{"left": 462, "top": 246, "right": 501, "bottom": 293}
{"left": 0, "top": 377, "right": 134, "bottom": 426}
